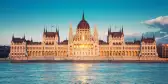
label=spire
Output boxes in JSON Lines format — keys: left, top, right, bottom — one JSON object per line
{"left": 108, "top": 25, "right": 111, "bottom": 35}
{"left": 44, "top": 26, "right": 46, "bottom": 33}
{"left": 94, "top": 25, "right": 98, "bottom": 42}
{"left": 141, "top": 33, "right": 144, "bottom": 41}
{"left": 108, "top": 27, "right": 109, "bottom": 31}
{"left": 58, "top": 26, "right": 59, "bottom": 34}
{"left": 12, "top": 34, "right": 14, "bottom": 40}
{"left": 57, "top": 25, "right": 60, "bottom": 43}
{"left": 56, "top": 25, "right": 58, "bottom": 32}
{"left": 110, "top": 25, "right": 111, "bottom": 32}
{"left": 44, "top": 27, "right": 45, "bottom": 33}
{"left": 122, "top": 25, "right": 123, "bottom": 33}
{"left": 31, "top": 37, "right": 33, "bottom": 42}
{"left": 23, "top": 34, "right": 25, "bottom": 39}
{"left": 82, "top": 11, "right": 85, "bottom": 20}
{"left": 69, "top": 24, "right": 73, "bottom": 44}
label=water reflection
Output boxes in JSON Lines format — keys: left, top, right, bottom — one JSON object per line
{"left": 73, "top": 63, "right": 92, "bottom": 71}
{"left": 73, "top": 63, "right": 93, "bottom": 84}
{"left": 1, "top": 63, "right": 168, "bottom": 84}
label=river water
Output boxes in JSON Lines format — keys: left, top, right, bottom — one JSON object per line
{"left": 0, "top": 63, "right": 168, "bottom": 84}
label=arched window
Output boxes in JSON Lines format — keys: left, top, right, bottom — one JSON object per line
{"left": 116, "top": 42, "right": 118, "bottom": 45}
{"left": 153, "top": 46, "right": 155, "bottom": 49}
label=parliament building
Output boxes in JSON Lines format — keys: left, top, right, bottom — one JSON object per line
{"left": 9, "top": 13, "right": 159, "bottom": 60}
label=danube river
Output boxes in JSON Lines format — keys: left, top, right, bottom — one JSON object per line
{"left": 0, "top": 63, "right": 168, "bottom": 84}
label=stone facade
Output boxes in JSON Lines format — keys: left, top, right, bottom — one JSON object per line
{"left": 10, "top": 13, "right": 159, "bottom": 60}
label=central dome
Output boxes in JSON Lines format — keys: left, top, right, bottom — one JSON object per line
{"left": 77, "top": 13, "right": 90, "bottom": 29}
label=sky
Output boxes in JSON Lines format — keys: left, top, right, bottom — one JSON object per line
{"left": 0, "top": 0, "right": 168, "bottom": 45}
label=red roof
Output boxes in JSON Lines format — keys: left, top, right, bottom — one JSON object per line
{"left": 142, "top": 38, "right": 155, "bottom": 43}
{"left": 26, "top": 40, "right": 32, "bottom": 43}
{"left": 26, "top": 40, "right": 41, "bottom": 45}
{"left": 110, "top": 32, "right": 123, "bottom": 37}
{"left": 12, "top": 38, "right": 25, "bottom": 43}
{"left": 77, "top": 20, "right": 90, "bottom": 29}
{"left": 125, "top": 40, "right": 141, "bottom": 45}
{"left": 59, "top": 40, "right": 68, "bottom": 45}
{"left": 44, "top": 32, "right": 58, "bottom": 37}
{"left": 134, "top": 40, "right": 141, "bottom": 44}
{"left": 99, "top": 40, "right": 108, "bottom": 45}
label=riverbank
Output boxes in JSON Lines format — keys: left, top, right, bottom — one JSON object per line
{"left": 0, "top": 58, "right": 10, "bottom": 62}
{"left": 9, "top": 60, "right": 168, "bottom": 63}
{"left": 3, "top": 56, "right": 168, "bottom": 63}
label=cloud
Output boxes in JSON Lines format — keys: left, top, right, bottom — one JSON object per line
{"left": 156, "top": 35, "right": 168, "bottom": 44}
{"left": 143, "top": 16, "right": 168, "bottom": 29}
{"left": 142, "top": 16, "right": 168, "bottom": 44}
{"left": 125, "top": 32, "right": 142, "bottom": 36}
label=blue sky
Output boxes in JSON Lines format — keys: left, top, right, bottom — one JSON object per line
{"left": 0, "top": 0, "right": 168, "bottom": 45}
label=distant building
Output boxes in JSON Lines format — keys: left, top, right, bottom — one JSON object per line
{"left": 157, "top": 44, "right": 162, "bottom": 58}
{"left": 9, "top": 13, "right": 159, "bottom": 60}
{"left": 161, "top": 44, "right": 168, "bottom": 58}
{"left": 0, "top": 45, "right": 10, "bottom": 58}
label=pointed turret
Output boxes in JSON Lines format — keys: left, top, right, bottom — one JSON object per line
{"left": 44, "top": 26, "right": 46, "bottom": 33}
{"left": 57, "top": 26, "right": 60, "bottom": 43}
{"left": 31, "top": 37, "right": 33, "bottom": 42}
{"left": 56, "top": 27, "right": 57, "bottom": 32}
{"left": 108, "top": 27, "right": 110, "bottom": 35}
{"left": 46, "top": 28, "right": 47, "bottom": 32}
{"left": 108, "top": 25, "right": 111, "bottom": 35}
{"left": 69, "top": 24, "right": 73, "bottom": 44}
{"left": 23, "top": 34, "right": 25, "bottom": 39}
{"left": 12, "top": 34, "right": 14, "bottom": 40}
{"left": 12, "top": 34, "right": 14, "bottom": 38}
{"left": 56, "top": 25, "right": 58, "bottom": 32}
{"left": 57, "top": 26, "right": 59, "bottom": 35}
{"left": 43, "top": 26, "right": 46, "bottom": 37}
{"left": 44, "top": 26, "right": 47, "bottom": 32}
{"left": 109, "top": 34, "right": 112, "bottom": 43}
{"left": 141, "top": 33, "right": 144, "bottom": 41}
{"left": 122, "top": 25, "right": 123, "bottom": 33}
{"left": 110, "top": 26, "right": 111, "bottom": 32}
{"left": 82, "top": 11, "right": 85, "bottom": 20}
{"left": 94, "top": 25, "right": 98, "bottom": 42}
